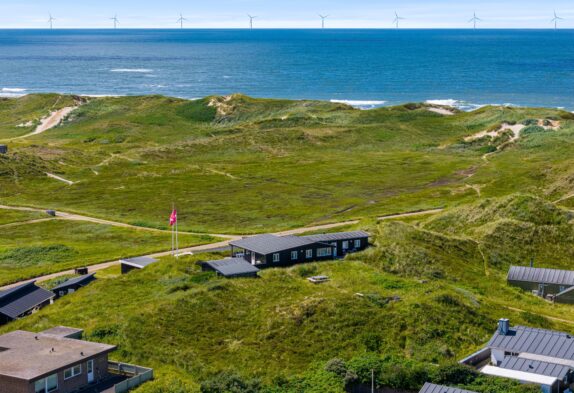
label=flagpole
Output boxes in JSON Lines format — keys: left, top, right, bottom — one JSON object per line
{"left": 175, "top": 207, "right": 179, "bottom": 257}
{"left": 171, "top": 203, "right": 175, "bottom": 256}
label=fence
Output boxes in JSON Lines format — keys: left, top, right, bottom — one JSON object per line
{"left": 108, "top": 361, "right": 154, "bottom": 393}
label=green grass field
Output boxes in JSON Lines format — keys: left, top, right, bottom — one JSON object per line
{"left": 1, "top": 94, "right": 572, "bottom": 233}
{"left": 1, "top": 94, "right": 573, "bottom": 392}
{"left": 0, "top": 209, "right": 47, "bottom": 225}
{"left": 0, "top": 219, "right": 216, "bottom": 286}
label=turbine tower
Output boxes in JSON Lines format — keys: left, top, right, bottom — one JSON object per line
{"left": 393, "top": 12, "right": 405, "bottom": 29}
{"left": 48, "top": 14, "right": 56, "bottom": 29}
{"left": 551, "top": 11, "right": 564, "bottom": 30}
{"left": 177, "top": 13, "right": 188, "bottom": 29}
{"left": 110, "top": 15, "right": 119, "bottom": 29}
{"left": 319, "top": 14, "right": 329, "bottom": 29}
{"left": 248, "top": 14, "right": 257, "bottom": 29}
{"left": 469, "top": 12, "right": 481, "bottom": 30}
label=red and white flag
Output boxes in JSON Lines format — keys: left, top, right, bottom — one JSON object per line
{"left": 169, "top": 209, "right": 177, "bottom": 226}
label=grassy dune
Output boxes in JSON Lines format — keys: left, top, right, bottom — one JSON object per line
{"left": 1, "top": 94, "right": 572, "bottom": 233}
{"left": 1, "top": 194, "right": 572, "bottom": 392}
{"left": 1, "top": 95, "right": 574, "bottom": 392}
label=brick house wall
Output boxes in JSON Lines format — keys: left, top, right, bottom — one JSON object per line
{"left": 0, "top": 375, "right": 32, "bottom": 393}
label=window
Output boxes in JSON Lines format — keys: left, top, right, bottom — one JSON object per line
{"left": 273, "top": 253, "right": 280, "bottom": 263}
{"left": 34, "top": 374, "right": 58, "bottom": 393}
{"left": 354, "top": 239, "right": 361, "bottom": 248}
{"left": 560, "top": 286, "right": 566, "bottom": 292}
{"left": 291, "top": 251, "right": 298, "bottom": 260}
{"left": 64, "top": 364, "right": 82, "bottom": 380}
{"left": 342, "top": 241, "right": 349, "bottom": 250}
{"left": 306, "top": 249, "right": 313, "bottom": 259}
{"left": 317, "top": 248, "right": 332, "bottom": 257}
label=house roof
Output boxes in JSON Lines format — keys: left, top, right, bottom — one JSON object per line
{"left": 0, "top": 281, "right": 54, "bottom": 320}
{"left": 419, "top": 383, "right": 477, "bottom": 393}
{"left": 499, "top": 356, "right": 571, "bottom": 379}
{"left": 120, "top": 256, "right": 158, "bottom": 269}
{"left": 302, "top": 230, "right": 370, "bottom": 243}
{"left": 0, "top": 329, "right": 116, "bottom": 381}
{"left": 481, "top": 365, "right": 558, "bottom": 386}
{"left": 39, "top": 326, "right": 83, "bottom": 339}
{"left": 230, "top": 234, "right": 318, "bottom": 255}
{"left": 488, "top": 325, "right": 574, "bottom": 364}
{"left": 508, "top": 266, "right": 574, "bottom": 286}
{"left": 204, "top": 258, "right": 260, "bottom": 277}
{"left": 51, "top": 273, "right": 96, "bottom": 291}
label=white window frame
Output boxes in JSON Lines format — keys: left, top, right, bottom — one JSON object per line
{"left": 64, "top": 364, "right": 82, "bottom": 380}
{"left": 306, "top": 249, "right": 313, "bottom": 259}
{"left": 342, "top": 241, "right": 349, "bottom": 250}
{"left": 354, "top": 239, "right": 361, "bottom": 248}
{"left": 273, "top": 253, "right": 280, "bottom": 263}
{"left": 291, "top": 251, "right": 298, "bottom": 260}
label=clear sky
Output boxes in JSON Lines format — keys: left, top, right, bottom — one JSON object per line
{"left": 0, "top": 0, "right": 572, "bottom": 29}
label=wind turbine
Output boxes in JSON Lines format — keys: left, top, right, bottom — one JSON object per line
{"left": 248, "top": 14, "right": 257, "bottom": 29}
{"left": 48, "top": 14, "right": 56, "bottom": 29}
{"left": 177, "top": 13, "right": 188, "bottom": 29}
{"left": 469, "top": 12, "right": 481, "bottom": 30}
{"left": 319, "top": 14, "right": 329, "bottom": 29}
{"left": 393, "top": 12, "right": 405, "bottom": 29}
{"left": 551, "top": 11, "right": 564, "bottom": 30}
{"left": 110, "top": 15, "right": 119, "bottom": 29}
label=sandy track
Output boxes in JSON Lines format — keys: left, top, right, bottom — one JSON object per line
{"left": 10, "top": 106, "right": 78, "bottom": 140}
{"left": 0, "top": 206, "right": 446, "bottom": 290}
{"left": 46, "top": 173, "right": 75, "bottom": 185}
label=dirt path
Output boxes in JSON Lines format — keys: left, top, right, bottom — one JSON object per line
{"left": 0, "top": 204, "right": 235, "bottom": 239}
{"left": 10, "top": 106, "right": 78, "bottom": 140}
{"left": 46, "top": 172, "right": 75, "bottom": 185}
{"left": 502, "top": 305, "right": 574, "bottom": 326}
{"left": 0, "top": 206, "right": 446, "bottom": 291}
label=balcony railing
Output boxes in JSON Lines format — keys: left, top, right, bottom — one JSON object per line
{"left": 108, "top": 361, "right": 153, "bottom": 393}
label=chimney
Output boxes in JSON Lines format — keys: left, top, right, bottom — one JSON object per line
{"left": 498, "top": 318, "right": 510, "bottom": 335}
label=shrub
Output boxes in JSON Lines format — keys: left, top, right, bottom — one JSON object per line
{"left": 432, "top": 363, "right": 477, "bottom": 385}
{"left": 521, "top": 125, "right": 545, "bottom": 135}
{"left": 324, "top": 358, "right": 347, "bottom": 377}
{"left": 200, "top": 371, "right": 262, "bottom": 393}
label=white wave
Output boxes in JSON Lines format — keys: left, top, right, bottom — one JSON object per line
{"left": 426, "top": 99, "right": 521, "bottom": 112}
{"left": 330, "top": 100, "right": 387, "bottom": 110}
{"left": 110, "top": 68, "right": 153, "bottom": 73}
{"left": 2, "top": 88, "right": 27, "bottom": 93}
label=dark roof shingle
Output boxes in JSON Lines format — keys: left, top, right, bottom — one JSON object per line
{"left": 230, "top": 234, "right": 317, "bottom": 255}
{"left": 499, "top": 356, "right": 571, "bottom": 379}
{"left": 120, "top": 256, "right": 158, "bottom": 268}
{"left": 51, "top": 273, "right": 96, "bottom": 291}
{"left": 488, "top": 325, "right": 574, "bottom": 361}
{"left": 205, "top": 258, "right": 260, "bottom": 277}
{"left": 302, "top": 230, "right": 370, "bottom": 243}
{"left": 0, "top": 282, "right": 54, "bottom": 319}
{"left": 508, "top": 266, "right": 574, "bottom": 286}
{"left": 419, "top": 383, "right": 477, "bottom": 393}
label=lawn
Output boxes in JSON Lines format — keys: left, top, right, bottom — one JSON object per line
{"left": 0, "top": 209, "right": 48, "bottom": 225}
{"left": 0, "top": 219, "right": 217, "bottom": 286}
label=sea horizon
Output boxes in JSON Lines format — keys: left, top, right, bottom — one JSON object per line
{"left": 2, "top": 28, "right": 573, "bottom": 110}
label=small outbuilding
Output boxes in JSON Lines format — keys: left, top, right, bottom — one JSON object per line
{"left": 0, "top": 145, "right": 7, "bottom": 154}
{"left": 120, "top": 257, "right": 158, "bottom": 274}
{"left": 0, "top": 281, "right": 55, "bottom": 325}
{"left": 202, "top": 258, "right": 260, "bottom": 278}
{"left": 419, "top": 383, "right": 477, "bottom": 393}
{"left": 507, "top": 266, "right": 574, "bottom": 303}
{"left": 51, "top": 273, "right": 96, "bottom": 299}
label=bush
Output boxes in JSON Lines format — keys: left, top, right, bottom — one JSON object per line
{"left": 324, "top": 358, "right": 347, "bottom": 377}
{"left": 521, "top": 119, "right": 538, "bottom": 126}
{"left": 432, "top": 363, "right": 477, "bottom": 385}
{"left": 521, "top": 125, "right": 545, "bottom": 135}
{"left": 200, "top": 371, "right": 262, "bottom": 393}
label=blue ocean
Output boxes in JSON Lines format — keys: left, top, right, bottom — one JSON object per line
{"left": 0, "top": 29, "right": 573, "bottom": 109}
